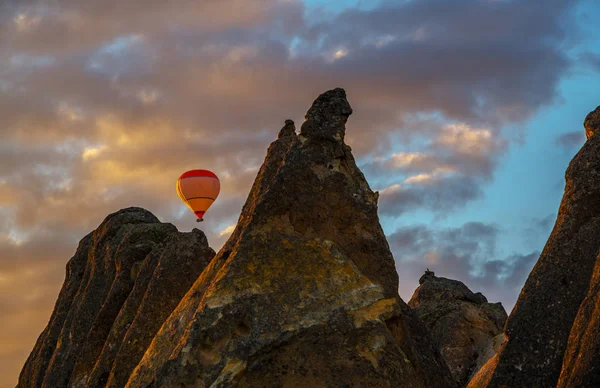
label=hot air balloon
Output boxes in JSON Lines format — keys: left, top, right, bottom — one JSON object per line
{"left": 176, "top": 170, "right": 220, "bottom": 222}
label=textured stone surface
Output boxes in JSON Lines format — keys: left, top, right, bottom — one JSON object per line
{"left": 468, "top": 105, "right": 600, "bottom": 387}
{"left": 409, "top": 270, "right": 507, "bottom": 386}
{"left": 18, "top": 207, "right": 215, "bottom": 388}
{"left": 126, "top": 88, "right": 455, "bottom": 388}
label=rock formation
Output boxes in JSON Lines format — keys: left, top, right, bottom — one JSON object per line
{"left": 409, "top": 270, "right": 507, "bottom": 386}
{"left": 126, "top": 88, "right": 455, "bottom": 387}
{"left": 19, "top": 89, "right": 456, "bottom": 387}
{"left": 468, "top": 105, "right": 600, "bottom": 387}
{"left": 18, "top": 208, "right": 215, "bottom": 388}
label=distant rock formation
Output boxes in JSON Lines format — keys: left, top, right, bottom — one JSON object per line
{"left": 18, "top": 208, "right": 215, "bottom": 388}
{"left": 19, "top": 89, "right": 456, "bottom": 387}
{"left": 468, "top": 105, "right": 600, "bottom": 387}
{"left": 409, "top": 270, "right": 507, "bottom": 386}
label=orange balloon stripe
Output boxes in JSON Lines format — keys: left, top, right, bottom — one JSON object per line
{"left": 186, "top": 197, "right": 215, "bottom": 211}
{"left": 179, "top": 177, "right": 219, "bottom": 200}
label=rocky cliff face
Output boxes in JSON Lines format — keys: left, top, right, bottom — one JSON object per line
{"left": 468, "top": 105, "right": 600, "bottom": 388}
{"left": 18, "top": 208, "right": 215, "bottom": 388}
{"left": 19, "top": 89, "right": 456, "bottom": 388}
{"left": 409, "top": 270, "right": 507, "bottom": 387}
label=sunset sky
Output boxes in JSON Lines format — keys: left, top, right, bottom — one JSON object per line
{"left": 2, "top": 0, "right": 600, "bottom": 386}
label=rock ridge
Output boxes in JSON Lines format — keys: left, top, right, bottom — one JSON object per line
{"left": 409, "top": 270, "right": 507, "bottom": 387}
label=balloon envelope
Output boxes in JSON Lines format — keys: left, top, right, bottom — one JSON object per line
{"left": 176, "top": 170, "right": 220, "bottom": 220}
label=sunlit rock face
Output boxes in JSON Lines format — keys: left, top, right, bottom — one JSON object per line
{"left": 126, "top": 88, "right": 455, "bottom": 388}
{"left": 18, "top": 208, "right": 215, "bottom": 388}
{"left": 584, "top": 105, "right": 600, "bottom": 140}
{"left": 409, "top": 270, "right": 507, "bottom": 387}
{"left": 468, "top": 105, "right": 600, "bottom": 388}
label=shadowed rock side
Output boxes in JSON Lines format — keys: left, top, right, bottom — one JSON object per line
{"left": 409, "top": 270, "right": 507, "bottom": 387}
{"left": 556, "top": 258, "right": 600, "bottom": 388}
{"left": 556, "top": 105, "right": 600, "bottom": 388}
{"left": 468, "top": 105, "right": 600, "bottom": 388}
{"left": 18, "top": 207, "right": 215, "bottom": 388}
{"left": 126, "top": 88, "right": 456, "bottom": 387}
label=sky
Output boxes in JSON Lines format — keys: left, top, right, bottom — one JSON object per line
{"left": 2, "top": 0, "right": 600, "bottom": 386}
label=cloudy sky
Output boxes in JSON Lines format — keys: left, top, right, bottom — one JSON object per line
{"left": 2, "top": 0, "right": 600, "bottom": 385}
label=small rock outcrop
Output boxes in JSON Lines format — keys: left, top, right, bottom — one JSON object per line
{"left": 18, "top": 208, "right": 215, "bottom": 388}
{"left": 125, "top": 88, "right": 455, "bottom": 387}
{"left": 409, "top": 270, "right": 507, "bottom": 386}
{"left": 468, "top": 105, "right": 600, "bottom": 387}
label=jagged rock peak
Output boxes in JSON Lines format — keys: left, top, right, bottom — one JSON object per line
{"left": 419, "top": 268, "right": 436, "bottom": 284}
{"left": 410, "top": 271, "right": 507, "bottom": 386}
{"left": 278, "top": 119, "right": 296, "bottom": 138}
{"left": 18, "top": 208, "right": 215, "bottom": 388}
{"left": 584, "top": 105, "right": 600, "bottom": 140}
{"left": 300, "top": 87, "right": 353, "bottom": 141}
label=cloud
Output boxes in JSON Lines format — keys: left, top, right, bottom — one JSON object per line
{"left": 297, "top": 0, "right": 573, "bottom": 124}
{"left": 372, "top": 122, "right": 507, "bottom": 216}
{"left": 521, "top": 212, "right": 557, "bottom": 249}
{"left": 0, "top": 213, "right": 79, "bottom": 387}
{"left": 555, "top": 130, "right": 586, "bottom": 149}
{"left": 389, "top": 222, "right": 539, "bottom": 311}
{"left": 532, "top": 213, "right": 557, "bottom": 233}
{"left": 1, "top": 0, "right": 576, "bottom": 149}
{"left": 379, "top": 176, "right": 483, "bottom": 216}
{"left": 581, "top": 51, "right": 600, "bottom": 72}
{"left": 218, "top": 224, "right": 235, "bottom": 237}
